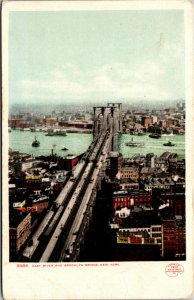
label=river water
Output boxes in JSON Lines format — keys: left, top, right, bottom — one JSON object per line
{"left": 9, "top": 130, "right": 185, "bottom": 159}
{"left": 119, "top": 133, "right": 185, "bottom": 159}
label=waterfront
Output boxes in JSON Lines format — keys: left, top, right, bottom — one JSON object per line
{"left": 9, "top": 130, "right": 185, "bottom": 159}
{"left": 119, "top": 133, "right": 185, "bottom": 159}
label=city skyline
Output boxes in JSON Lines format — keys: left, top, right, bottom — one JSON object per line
{"left": 9, "top": 10, "right": 184, "bottom": 106}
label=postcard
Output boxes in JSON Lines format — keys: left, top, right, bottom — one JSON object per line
{"left": 2, "top": 0, "right": 194, "bottom": 299}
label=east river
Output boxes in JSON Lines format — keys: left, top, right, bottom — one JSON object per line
{"left": 9, "top": 130, "right": 185, "bottom": 159}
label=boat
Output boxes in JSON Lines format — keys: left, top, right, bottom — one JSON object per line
{"left": 54, "top": 130, "right": 67, "bottom": 136}
{"left": 133, "top": 131, "right": 145, "bottom": 136}
{"left": 8, "top": 127, "right": 12, "bottom": 132}
{"left": 45, "top": 131, "right": 54, "bottom": 136}
{"left": 163, "top": 141, "right": 175, "bottom": 147}
{"left": 149, "top": 133, "right": 161, "bottom": 139}
{"left": 137, "top": 132, "right": 145, "bottom": 136}
{"left": 62, "top": 147, "right": 68, "bottom": 151}
{"left": 125, "top": 137, "right": 144, "bottom": 147}
{"left": 32, "top": 136, "right": 40, "bottom": 147}
{"left": 45, "top": 129, "right": 67, "bottom": 136}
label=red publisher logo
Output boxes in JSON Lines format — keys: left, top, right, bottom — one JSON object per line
{"left": 165, "top": 263, "right": 184, "bottom": 277}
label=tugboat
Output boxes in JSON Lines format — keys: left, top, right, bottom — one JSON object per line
{"left": 32, "top": 136, "right": 40, "bottom": 147}
{"left": 137, "top": 132, "right": 145, "bottom": 136}
{"left": 163, "top": 141, "right": 175, "bottom": 147}
{"left": 149, "top": 133, "right": 161, "bottom": 139}
{"left": 126, "top": 137, "right": 144, "bottom": 147}
{"left": 62, "top": 147, "right": 68, "bottom": 151}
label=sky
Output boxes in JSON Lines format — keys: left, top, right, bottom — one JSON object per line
{"left": 8, "top": 10, "right": 185, "bottom": 106}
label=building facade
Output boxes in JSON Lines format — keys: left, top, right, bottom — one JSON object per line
{"left": 9, "top": 212, "right": 31, "bottom": 260}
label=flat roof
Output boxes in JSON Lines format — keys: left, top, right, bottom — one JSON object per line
{"left": 113, "top": 189, "right": 150, "bottom": 197}
{"left": 109, "top": 151, "right": 119, "bottom": 157}
{"left": 9, "top": 211, "right": 30, "bottom": 228}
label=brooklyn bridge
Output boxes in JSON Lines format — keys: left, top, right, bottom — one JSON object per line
{"left": 21, "top": 103, "right": 122, "bottom": 262}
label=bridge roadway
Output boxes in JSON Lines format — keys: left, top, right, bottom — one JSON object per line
{"left": 59, "top": 134, "right": 111, "bottom": 262}
{"left": 22, "top": 127, "right": 112, "bottom": 262}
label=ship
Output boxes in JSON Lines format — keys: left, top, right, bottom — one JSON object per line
{"left": 62, "top": 147, "right": 68, "bottom": 151}
{"left": 32, "top": 136, "right": 40, "bottom": 147}
{"left": 45, "top": 130, "right": 54, "bottom": 136}
{"left": 163, "top": 141, "right": 175, "bottom": 147}
{"left": 55, "top": 130, "right": 67, "bottom": 136}
{"left": 132, "top": 131, "right": 145, "bottom": 136}
{"left": 46, "top": 129, "right": 67, "bottom": 136}
{"left": 137, "top": 132, "right": 145, "bottom": 136}
{"left": 149, "top": 133, "right": 161, "bottom": 139}
{"left": 126, "top": 137, "right": 144, "bottom": 147}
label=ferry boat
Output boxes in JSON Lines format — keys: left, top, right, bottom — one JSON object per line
{"left": 45, "top": 130, "right": 55, "bottom": 136}
{"left": 32, "top": 136, "right": 40, "bottom": 147}
{"left": 149, "top": 133, "right": 161, "bottom": 139}
{"left": 55, "top": 130, "right": 67, "bottom": 136}
{"left": 163, "top": 141, "right": 175, "bottom": 147}
{"left": 46, "top": 129, "right": 67, "bottom": 136}
{"left": 126, "top": 138, "right": 144, "bottom": 147}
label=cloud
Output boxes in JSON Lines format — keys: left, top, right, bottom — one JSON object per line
{"left": 18, "top": 60, "right": 183, "bottom": 103}
{"left": 158, "top": 41, "right": 184, "bottom": 61}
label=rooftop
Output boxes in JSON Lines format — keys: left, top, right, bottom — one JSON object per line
{"left": 119, "top": 178, "right": 138, "bottom": 184}
{"left": 9, "top": 210, "right": 31, "bottom": 228}
{"left": 113, "top": 189, "right": 150, "bottom": 197}
{"left": 109, "top": 151, "right": 119, "bottom": 158}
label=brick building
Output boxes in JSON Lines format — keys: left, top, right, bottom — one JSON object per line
{"left": 141, "top": 116, "right": 154, "bottom": 127}
{"left": 162, "top": 219, "right": 185, "bottom": 258}
{"left": 43, "top": 117, "right": 58, "bottom": 126}
{"left": 32, "top": 199, "right": 49, "bottom": 213}
{"left": 119, "top": 178, "right": 139, "bottom": 190}
{"left": 117, "top": 224, "right": 163, "bottom": 255}
{"left": 121, "top": 166, "right": 139, "bottom": 181}
{"left": 58, "top": 154, "right": 79, "bottom": 171}
{"left": 8, "top": 119, "right": 24, "bottom": 128}
{"left": 9, "top": 211, "right": 31, "bottom": 261}
{"left": 112, "top": 190, "right": 152, "bottom": 211}
{"left": 159, "top": 193, "right": 185, "bottom": 217}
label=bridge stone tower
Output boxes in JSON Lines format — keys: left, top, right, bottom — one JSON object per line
{"left": 93, "top": 103, "right": 122, "bottom": 152}
{"left": 108, "top": 103, "right": 122, "bottom": 133}
{"left": 93, "top": 107, "right": 104, "bottom": 136}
